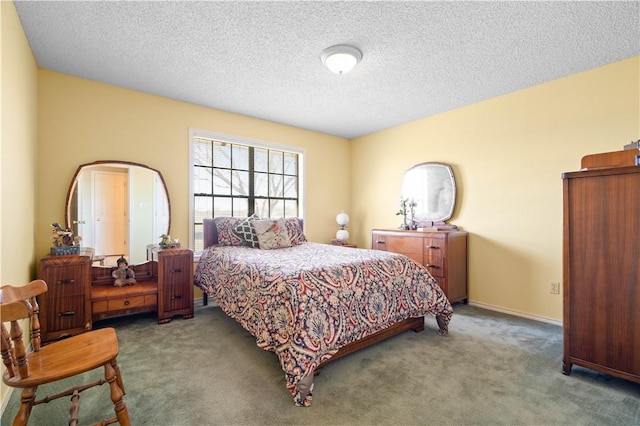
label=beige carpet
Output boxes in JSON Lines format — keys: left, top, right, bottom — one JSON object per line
{"left": 2, "top": 303, "right": 639, "bottom": 425}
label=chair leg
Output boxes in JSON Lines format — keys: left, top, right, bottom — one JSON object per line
{"left": 69, "top": 390, "right": 80, "bottom": 426}
{"left": 13, "top": 386, "right": 36, "bottom": 426}
{"left": 110, "top": 358, "right": 125, "bottom": 395}
{"left": 104, "top": 359, "right": 131, "bottom": 426}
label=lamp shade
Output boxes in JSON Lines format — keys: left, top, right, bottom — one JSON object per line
{"left": 336, "top": 212, "right": 350, "bottom": 227}
{"left": 321, "top": 45, "right": 362, "bottom": 74}
{"left": 336, "top": 229, "right": 349, "bottom": 241}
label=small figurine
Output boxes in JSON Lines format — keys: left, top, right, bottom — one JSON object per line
{"left": 160, "top": 234, "right": 172, "bottom": 246}
{"left": 112, "top": 256, "right": 136, "bottom": 287}
{"left": 159, "top": 234, "right": 180, "bottom": 248}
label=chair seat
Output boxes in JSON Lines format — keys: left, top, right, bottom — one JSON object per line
{"left": 3, "top": 328, "right": 120, "bottom": 388}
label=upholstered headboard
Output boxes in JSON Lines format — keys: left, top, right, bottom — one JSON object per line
{"left": 202, "top": 217, "right": 304, "bottom": 249}
{"left": 202, "top": 218, "right": 218, "bottom": 249}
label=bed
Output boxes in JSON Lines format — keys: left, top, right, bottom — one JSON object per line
{"left": 194, "top": 217, "right": 453, "bottom": 406}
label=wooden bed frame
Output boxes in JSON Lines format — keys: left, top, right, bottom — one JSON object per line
{"left": 200, "top": 218, "right": 425, "bottom": 372}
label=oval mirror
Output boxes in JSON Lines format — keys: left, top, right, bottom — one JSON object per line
{"left": 402, "top": 162, "right": 456, "bottom": 226}
{"left": 65, "top": 161, "right": 171, "bottom": 266}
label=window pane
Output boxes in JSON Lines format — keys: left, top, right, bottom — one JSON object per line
{"left": 284, "top": 176, "right": 297, "bottom": 198}
{"left": 255, "top": 172, "right": 268, "bottom": 197}
{"left": 254, "top": 199, "right": 269, "bottom": 218}
{"left": 194, "top": 196, "right": 212, "bottom": 223}
{"left": 213, "top": 170, "right": 231, "bottom": 195}
{"left": 284, "top": 200, "right": 298, "bottom": 218}
{"left": 194, "top": 223, "right": 204, "bottom": 253}
{"left": 213, "top": 197, "right": 232, "bottom": 216}
{"left": 194, "top": 167, "right": 212, "bottom": 195}
{"left": 194, "top": 139, "right": 212, "bottom": 166}
{"left": 270, "top": 200, "right": 285, "bottom": 218}
{"left": 232, "top": 145, "right": 249, "bottom": 170}
{"left": 213, "top": 142, "right": 231, "bottom": 168}
{"left": 255, "top": 148, "right": 268, "bottom": 172}
{"left": 232, "top": 198, "right": 249, "bottom": 217}
{"left": 231, "top": 170, "right": 249, "bottom": 196}
{"left": 269, "top": 151, "right": 283, "bottom": 173}
{"left": 269, "top": 174, "right": 283, "bottom": 197}
{"left": 284, "top": 152, "right": 297, "bottom": 175}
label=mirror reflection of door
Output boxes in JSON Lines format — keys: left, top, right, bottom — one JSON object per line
{"left": 153, "top": 173, "right": 170, "bottom": 242}
{"left": 67, "top": 161, "right": 171, "bottom": 263}
{"left": 93, "top": 170, "right": 128, "bottom": 257}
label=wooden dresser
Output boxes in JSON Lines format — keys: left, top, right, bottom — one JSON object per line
{"left": 371, "top": 229, "right": 468, "bottom": 303}
{"left": 39, "top": 247, "right": 194, "bottom": 343}
{"left": 562, "top": 164, "right": 639, "bottom": 383}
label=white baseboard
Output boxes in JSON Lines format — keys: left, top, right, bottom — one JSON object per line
{"left": 467, "top": 300, "right": 562, "bottom": 327}
{"left": 1, "top": 386, "right": 14, "bottom": 418}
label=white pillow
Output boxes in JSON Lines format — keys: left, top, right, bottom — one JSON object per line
{"left": 252, "top": 218, "right": 292, "bottom": 250}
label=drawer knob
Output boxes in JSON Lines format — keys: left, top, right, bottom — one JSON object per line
{"left": 426, "top": 264, "right": 440, "bottom": 269}
{"left": 376, "top": 241, "right": 385, "bottom": 244}
{"left": 426, "top": 245, "right": 439, "bottom": 249}
{"left": 57, "top": 279, "right": 76, "bottom": 284}
{"left": 124, "top": 300, "right": 130, "bottom": 306}
{"left": 171, "top": 268, "right": 182, "bottom": 273}
{"left": 58, "top": 311, "right": 76, "bottom": 317}
{"left": 171, "top": 295, "right": 183, "bottom": 300}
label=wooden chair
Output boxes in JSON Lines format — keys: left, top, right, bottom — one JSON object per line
{"left": 1, "top": 280, "right": 131, "bottom": 426}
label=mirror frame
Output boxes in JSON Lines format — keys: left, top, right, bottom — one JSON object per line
{"left": 401, "top": 161, "right": 456, "bottom": 226}
{"left": 65, "top": 160, "right": 171, "bottom": 261}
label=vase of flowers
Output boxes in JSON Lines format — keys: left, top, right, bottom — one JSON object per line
{"left": 396, "top": 198, "right": 417, "bottom": 230}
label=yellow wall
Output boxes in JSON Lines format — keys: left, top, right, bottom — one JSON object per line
{"left": 36, "top": 70, "right": 351, "bottom": 257}
{"left": 351, "top": 56, "right": 640, "bottom": 322}
{"left": 1, "top": 0, "right": 39, "bottom": 408}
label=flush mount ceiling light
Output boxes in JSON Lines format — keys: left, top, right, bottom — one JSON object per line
{"left": 320, "top": 45, "right": 362, "bottom": 74}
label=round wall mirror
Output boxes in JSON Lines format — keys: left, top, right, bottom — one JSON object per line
{"left": 401, "top": 162, "right": 456, "bottom": 226}
{"left": 65, "top": 161, "right": 171, "bottom": 265}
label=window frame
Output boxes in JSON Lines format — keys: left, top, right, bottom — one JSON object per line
{"left": 188, "top": 128, "right": 306, "bottom": 255}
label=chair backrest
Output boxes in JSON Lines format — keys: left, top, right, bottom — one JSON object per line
{"left": 0, "top": 280, "right": 48, "bottom": 380}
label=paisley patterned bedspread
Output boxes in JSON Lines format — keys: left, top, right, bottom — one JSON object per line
{"left": 194, "top": 242, "right": 453, "bottom": 406}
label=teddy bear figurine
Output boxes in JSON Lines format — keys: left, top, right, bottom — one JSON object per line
{"left": 112, "top": 256, "right": 136, "bottom": 287}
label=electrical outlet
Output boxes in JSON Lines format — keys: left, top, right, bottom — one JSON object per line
{"left": 550, "top": 282, "right": 560, "bottom": 294}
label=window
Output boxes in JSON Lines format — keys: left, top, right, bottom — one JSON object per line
{"left": 189, "top": 129, "right": 304, "bottom": 253}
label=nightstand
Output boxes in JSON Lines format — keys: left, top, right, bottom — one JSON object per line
{"left": 331, "top": 239, "right": 357, "bottom": 248}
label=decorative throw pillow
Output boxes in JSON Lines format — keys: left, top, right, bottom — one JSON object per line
{"left": 283, "top": 217, "right": 307, "bottom": 245}
{"left": 213, "top": 217, "right": 244, "bottom": 246}
{"left": 231, "top": 214, "right": 261, "bottom": 248}
{"left": 252, "top": 218, "right": 292, "bottom": 250}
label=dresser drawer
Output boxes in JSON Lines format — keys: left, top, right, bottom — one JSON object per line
{"left": 424, "top": 237, "right": 444, "bottom": 277}
{"left": 42, "top": 264, "right": 87, "bottom": 297}
{"left": 94, "top": 294, "right": 158, "bottom": 313}
{"left": 41, "top": 295, "right": 86, "bottom": 332}
{"left": 372, "top": 232, "right": 423, "bottom": 253}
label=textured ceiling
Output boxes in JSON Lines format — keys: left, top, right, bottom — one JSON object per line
{"left": 14, "top": 1, "right": 640, "bottom": 139}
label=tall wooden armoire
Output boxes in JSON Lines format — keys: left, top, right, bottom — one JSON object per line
{"left": 562, "top": 153, "right": 639, "bottom": 384}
